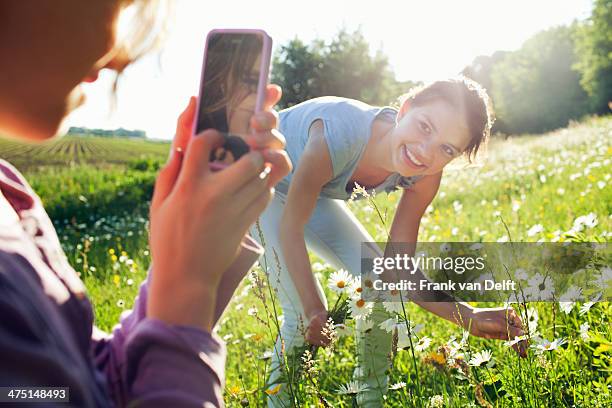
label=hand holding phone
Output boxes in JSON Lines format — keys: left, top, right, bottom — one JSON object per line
{"left": 194, "top": 29, "right": 272, "bottom": 169}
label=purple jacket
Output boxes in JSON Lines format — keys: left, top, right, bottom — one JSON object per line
{"left": 0, "top": 160, "right": 262, "bottom": 407}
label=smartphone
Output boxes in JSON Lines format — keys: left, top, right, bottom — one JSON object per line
{"left": 193, "top": 29, "right": 272, "bottom": 169}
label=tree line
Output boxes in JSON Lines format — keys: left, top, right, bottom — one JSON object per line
{"left": 271, "top": 0, "right": 611, "bottom": 135}
{"left": 68, "top": 127, "right": 146, "bottom": 138}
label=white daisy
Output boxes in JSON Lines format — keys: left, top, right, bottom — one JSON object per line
{"left": 526, "top": 308, "right": 539, "bottom": 334}
{"left": 460, "top": 330, "right": 470, "bottom": 345}
{"left": 504, "top": 334, "right": 529, "bottom": 347}
{"left": 582, "top": 213, "right": 598, "bottom": 228}
{"left": 527, "top": 224, "right": 544, "bottom": 237}
{"left": 579, "top": 322, "right": 590, "bottom": 341}
{"left": 379, "top": 317, "right": 398, "bottom": 333}
{"left": 328, "top": 269, "right": 353, "bottom": 293}
{"left": 558, "top": 285, "right": 583, "bottom": 314}
{"left": 389, "top": 381, "right": 407, "bottom": 390}
{"left": 559, "top": 302, "right": 575, "bottom": 314}
{"left": 515, "top": 268, "right": 529, "bottom": 281}
{"left": 533, "top": 337, "right": 567, "bottom": 354}
{"left": 592, "top": 266, "right": 612, "bottom": 288}
{"left": 397, "top": 328, "right": 414, "bottom": 349}
{"left": 415, "top": 336, "right": 432, "bottom": 352}
{"left": 560, "top": 285, "right": 583, "bottom": 302}
{"left": 468, "top": 349, "right": 493, "bottom": 367}
{"left": 572, "top": 213, "right": 598, "bottom": 232}
{"left": 259, "top": 350, "right": 273, "bottom": 360}
{"left": 453, "top": 200, "right": 463, "bottom": 213}
{"left": 444, "top": 331, "right": 468, "bottom": 360}
{"left": 350, "top": 298, "right": 373, "bottom": 320}
{"left": 579, "top": 293, "right": 602, "bottom": 315}
{"left": 336, "top": 380, "right": 369, "bottom": 395}
{"left": 579, "top": 301, "right": 595, "bottom": 315}
{"left": 348, "top": 275, "right": 363, "bottom": 299}
{"left": 334, "top": 323, "right": 352, "bottom": 338}
{"left": 526, "top": 273, "right": 555, "bottom": 301}
{"left": 383, "top": 301, "right": 405, "bottom": 314}
{"left": 440, "top": 243, "right": 452, "bottom": 253}
{"left": 355, "top": 319, "right": 374, "bottom": 333}
{"left": 397, "top": 323, "right": 424, "bottom": 349}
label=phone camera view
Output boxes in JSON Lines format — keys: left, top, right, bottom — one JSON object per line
{"left": 196, "top": 32, "right": 264, "bottom": 165}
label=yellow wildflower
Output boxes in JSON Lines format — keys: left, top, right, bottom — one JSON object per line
{"left": 265, "top": 384, "right": 282, "bottom": 395}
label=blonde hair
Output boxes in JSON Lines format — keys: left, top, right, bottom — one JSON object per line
{"left": 111, "top": 0, "right": 173, "bottom": 92}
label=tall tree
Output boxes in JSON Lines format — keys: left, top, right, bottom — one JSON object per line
{"left": 270, "top": 38, "right": 324, "bottom": 109}
{"left": 574, "top": 0, "right": 612, "bottom": 113}
{"left": 491, "top": 25, "right": 590, "bottom": 134}
{"left": 271, "top": 28, "right": 418, "bottom": 109}
{"left": 462, "top": 51, "right": 510, "bottom": 133}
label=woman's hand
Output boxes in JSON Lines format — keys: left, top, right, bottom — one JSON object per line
{"left": 305, "top": 310, "right": 332, "bottom": 347}
{"left": 147, "top": 85, "right": 291, "bottom": 332}
{"left": 465, "top": 306, "right": 528, "bottom": 357}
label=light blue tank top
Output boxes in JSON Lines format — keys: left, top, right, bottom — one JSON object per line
{"left": 278, "top": 96, "right": 422, "bottom": 200}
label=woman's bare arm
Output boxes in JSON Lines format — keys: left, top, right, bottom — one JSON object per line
{"left": 387, "top": 172, "right": 476, "bottom": 326}
{"left": 279, "top": 120, "right": 332, "bottom": 319}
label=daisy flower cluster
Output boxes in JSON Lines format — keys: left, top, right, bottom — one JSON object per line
{"left": 327, "top": 269, "right": 374, "bottom": 321}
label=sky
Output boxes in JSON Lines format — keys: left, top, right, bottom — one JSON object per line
{"left": 65, "top": 0, "right": 593, "bottom": 140}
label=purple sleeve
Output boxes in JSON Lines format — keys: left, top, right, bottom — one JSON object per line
{"left": 92, "top": 274, "right": 226, "bottom": 407}
{"left": 91, "top": 236, "right": 262, "bottom": 407}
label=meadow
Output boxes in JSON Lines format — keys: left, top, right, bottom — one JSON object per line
{"left": 1, "top": 117, "right": 610, "bottom": 407}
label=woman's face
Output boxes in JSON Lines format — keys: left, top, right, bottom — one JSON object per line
{"left": 389, "top": 99, "right": 471, "bottom": 177}
{"left": 0, "top": 0, "right": 126, "bottom": 141}
{"left": 227, "top": 53, "right": 261, "bottom": 136}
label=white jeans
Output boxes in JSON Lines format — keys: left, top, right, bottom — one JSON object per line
{"left": 250, "top": 183, "right": 393, "bottom": 407}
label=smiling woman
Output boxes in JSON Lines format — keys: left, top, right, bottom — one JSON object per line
{"left": 252, "top": 78, "right": 528, "bottom": 407}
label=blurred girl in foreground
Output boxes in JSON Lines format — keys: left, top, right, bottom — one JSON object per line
{"left": 0, "top": 1, "right": 290, "bottom": 406}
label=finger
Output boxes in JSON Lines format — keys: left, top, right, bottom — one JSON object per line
{"left": 262, "top": 149, "right": 292, "bottom": 187}
{"left": 306, "top": 328, "right": 329, "bottom": 347}
{"left": 229, "top": 164, "right": 270, "bottom": 206}
{"left": 171, "top": 96, "right": 197, "bottom": 156}
{"left": 263, "top": 84, "right": 282, "bottom": 110}
{"left": 235, "top": 187, "right": 275, "bottom": 232}
{"left": 507, "top": 323, "right": 524, "bottom": 342}
{"left": 152, "top": 147, "right": 184, "bottom": 210}
{"left": 178, "top": 130, "right": 224, "bottom": 185}
{"left": 512, "top": 340, "right": 528, "bottom": 358}
{"left": 250, "top": 110, "right": 278, "bottom": 131}
{"left": 214, "top": 150, "right": 266, "bottom": 193}
{"left": 518, "top": 340, "right": 529, "bottom": 357}
{"left": 248, "top": 128, "right": 286, "bottom": 151}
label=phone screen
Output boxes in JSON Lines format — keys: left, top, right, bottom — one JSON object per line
{"left": 196, "top": 32, "right": 265, "bottom": 164}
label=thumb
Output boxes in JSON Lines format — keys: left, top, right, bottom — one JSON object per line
{"left": 152, "top": 147, "right": 184, "bottom": 210}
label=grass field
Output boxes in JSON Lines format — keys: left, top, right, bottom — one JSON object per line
{"left": 1, "top": 118, "right": 610, "bottom": 407}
